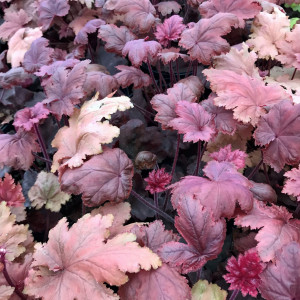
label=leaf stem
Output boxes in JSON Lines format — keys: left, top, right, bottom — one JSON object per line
{"left": 193, "top": 142, "right": 202, "bottom": 176}
{"left": 229, "top": 290, "right": 240, "bottom": 300}
{"left": 33, "top": 124, "right": 51, "bottom": 172}
{"left": 147, "top": 59, "right": 160, "bottom": 93}
{"left": 131, "top": 190, "right": 174, "bottom": 223}
{"left": 154, "top": 192, "right": 159, "bottom": 219}
{"left": 291, "top": 68, "right": 297, "bottom": 80}
{"left": 247, "top": 158, "right": 263, "bottom": 180}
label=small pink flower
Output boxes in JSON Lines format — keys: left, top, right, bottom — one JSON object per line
{"left": 224, "top": 249, "right": 264, "bottom": 297}
{"left": 13, "top": 102, "right": 50, "bottom": 131}
{"left": 145, "top": 168, "right": 172, "bottom": 194}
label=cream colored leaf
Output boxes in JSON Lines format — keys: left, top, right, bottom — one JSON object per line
{"left": 192, "top": 280, "right": 227, "bottom": 300}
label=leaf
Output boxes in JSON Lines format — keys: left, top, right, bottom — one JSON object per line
{"left": 259, "top": 242, "right": 300, "bottom": 300}
{"left": 104, "top": 0, "right": 157, "bottom": 33}
{"left": 28, "top": 171, "right": 70, "bottom": 212}
{"left": 98, "top": 24, "right": 137, "bottom": 55}
{"left": 179, "top": 13, "right": 238, "bottom": 64}
{"left": 246, "top": 8, "right": 290, "bottom": 59}
{"left": 158, "top": 48, "right": 190, "bottom": 65}
{"left": 71, "top": 0, "right": 95, "bottom": 9}
{"left": 199, "top": 0, "right": 261, "bottom": 28}
{"left": 170, "top": 161, "right": 253, "bottom": 219}
{"left": 191, "top": 280, "right": 227, "bottom": 300}
{"left": 38, "top": 0, "right": 70, "bottom": 30}
{"left": 0, "top": 202, "right": 28, "bottom": 261}
{"left": 0, "top": 67, "right": 34, "bottom": 89}
{"left": 203, "top": 69, "right": 290, "bottom": 126}
{"left": 154, "top": 15, "right": 185, "bottom": 47}
{"left": 51, "top": 94, "right": 132, "bottom": 171}
{"left": 43, "top": 60, "right": 90, "bottom": 119}
{"left": 114, "top": 65, "right": 151, "bottom": 89}
{"left": 209, "top": 144, "right": 247, "bottom": 169}
{"left": 0, "top": 9, "right": 31, "bottom": 41}
{"left": 250, "top": 181, "right": 277, "bottom": 203}
{"left": 23, "top": 37, "right": 54, "bottom": 73}
{"left": 254, "top": 100, "right": 300, "bottom": 172}
{"left": 0, "top": 130, "right": 40, "bottom": 170}
{"left": 157, "top": 1, "right": 181, "bottom": 16}
{"left": 59, "top": 148, "right": 134, "bottom": 207}
{"left": 74, "top": 19, "right": 106, "bottom": 44}
{"left": 169, "top": 101, "right": 215, "bottom": 143}
{"left": 151, "top": 82, "right": 198, "bottom": 130}
{"left": 235, "top": 199, "right": 300, "bottom": 261}
{"left": 283, "top": 165, "right": 300, "bottom": 201}
{"left": 122, "top": 39, "right": 162, "bottom": 67}
{"left": 0, "top": 286, "right": 14, "bottom": 300}
{"left": 0, "top": 173, "right": 25, "bottom": 207}
{"left": 24, "top": 214, "right": 161, "bottom": 300}
{"left": 201, "top": 94, "right": 239, "bottom": 135}
{"left": 7, "top": 27, "right": 43, "bottom": 68}
{"left": 159, "top": 200, "right": 226, "bottom": 274}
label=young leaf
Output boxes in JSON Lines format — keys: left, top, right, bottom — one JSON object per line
{"left": 157, "top": 1, "right": 181, "bottom": 16}
{"left": 199, "top": 0, "right": 261, "bottom": 28}
{"left": 24, "top": 214, "right": 161, "bottom": 300}
{"left": 59, "top": 148, "right": 134, "bottom": 207}
{"left": 283, "top": 165, "right": 300, "bottom": 201}
{"left": 179, "top": 13, "right": 238, "bottom": 65}
{"left": 169, "top": 101, "right": 215, "bottom": 143}
{"left": 235, "top": 199, "right": 300, "bottom": 262}
{"left": 259, "top": 242, "right": 300, "bottom": 300}
{"left": 159, "top": 200, "right": 226, "bottom": 274}
{"left": 254, "top": 100, "right": 300, "bottom": 172}
{"left": 191, "top": 280, "right": 227, "bottom": 300}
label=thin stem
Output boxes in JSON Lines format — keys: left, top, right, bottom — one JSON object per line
{"left": 131, "top": 190, "right": 174, "bottom": 223}
{"left": 32, "top": 152, "right": 53, "bottom": 164}
{"left": 184, "top": 60, "right": 193, "bottom": 78}
{"left": 157, "top": 61, "right": 168, "bottom": 91}
{"left": 33, "top": 124, "right": 51, "bottom": 172}
{"left": 247, "top": 158, "right": 263, "bottom": 180}
{"left": 0, "top": 252, "right": 27, "bottom": 300}
{"left": 176, "top": 59, "right": 180, "bottom": 82}
{"left": 196, "top": 268, "right": 203, "bottom": 282}
{"left": 88, "top": 43, "right": 95, "bottom": 63}
{"left": 169, "top": 61, "right": 174, "bottom": 87}
{"left": 263, "top": 163, "right": 271, "bottom": 185}
{"left": 291, "top": 68, "right": 297, "bottom": 80}
{"left": 154, "top": 192, "right": 159, "bottom": 219}
{"left": 193, "top": 61, "right": 198, "bottom": 76}
{"left": 193, "top": 142, "right": 202, "bottom": 176}
{"left": 147, "top": 59, "right": 160, "bottom": 93}
{"left": 229, "top": 290, "right": 240, "bottom": 300}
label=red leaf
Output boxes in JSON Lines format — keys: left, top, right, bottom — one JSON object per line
{"left": 98, "top": 24, "right": 137, "bottom": 55}
{"left": 42, "top": 60, "right": 90, "bottom": 119}
{"left": 179, "top": 13, "right": 238, "bottom": 64}
{"left": 254, "top": 100, "right": 300, "bottom": 172}
{"left": 59, "top": 148, "right": 134, "bottom": 207}
{"left": 283, "top": 165, "right": 300, "bottom": 201}
{"left": 159, "top": 199, "right": 226, "bottom": 273}
{"left": 74, "top": 19, "right": 106, "bottom": 44}
{"left": 224, "top": 249, "right": 264, "bottom": 297}
{"left": 23, "top": 38, "right": 54, "bottom": 73}
{"left": 0, "top": 131, "right": 40, "bottom": 170}
{"left": 114, "top": 65, "right": 152, "bottom": 89}
{"left": 171, "top": 161, "right": 253, "bottom": 219}
{"left": 0, "top": 173, "right": 25, "bottom": 207}
{"left": 169, "top": 100, "right": 215, "bottom": 143}
{"left": 235, "top": 199, "right": 300, "bottom": 261}
{"left": 144, "top": 168, "right": 172, "bottom": 194}
{"left": 199, "top": 0, "right": 261, "bottom": 28}
{"left": 38, "top": 0, "right": 70, "bottom": 30}
{"left": 259, "top": 242, "right": 300, "bottom": 300}
{"left": 154, "top": 15, "right": 185, "bottom": 47}
{"left": 122, "top": 39, "right": 162, "bottom": 67}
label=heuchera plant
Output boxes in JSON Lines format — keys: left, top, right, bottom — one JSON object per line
{"left": 0, "top": 0, "right": 300, "bottom": 299}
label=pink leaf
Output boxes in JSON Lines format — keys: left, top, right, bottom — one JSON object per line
{"left": 250, "top": 181, "right": 277, "bottom": 203}
{"left": 171, "top": 161, "right": 253, "bottom": 219}
{"left": 43, "top": 60, "right": 90, "bottom": 119}
{"left": 202, "top": 94, "right": 239, "bottom": 135}
{"left": 283, "top": 165, "right": 300, "bottom": 201}
{"left": 235, "top": 199, "right": 300, "bottom": 261}
{"left": 0, "top": 131, "right": 40, "bottom": 170}
{"left": 122, "top": 39, "right": 162, "bottom": 67}
{"left": 254, "top": 100, "right": 300, "bottom": 172}
{"left": 74, "top": 19, "right": 106, "bottom": 44}
{"left": 169, "top": 100, "right": 215, "bottom": 143}
{"left": 156, "top": 1, "right": 182, "bottom": 16}
{"left": 209, "top": 144, "right": 247, "bottom": 169}
{"left": 199, "top": 0, "right": 261, "bottom": 28}
{"left": 158, "top": 48, "right": 190, "bottom": 65}
{"left": 0, "top": 67, "right": 34, "bottom": 89}
{"left": 23, "top": 38, "right": 54, "bottom": 73}
{"left": 259, "top": 242, "right": 300, "bottom": 300}
{"left": 154, "top": 15, "right": 185, "bottom": 47}
{"left": 38, "top": 0, "right": 70, "bottom": 30}
{"left": 24, "top": 214, "right": 161, "bottom": 300}
{"left": 59, "top": 148, "right": 134, "bottom": 207}
{"left": 114, "top": 65, "right": 152, "bottom": 89}
{"left": 98, "top": 24, "right": 137, "bottom": 55}
{"left": 159, "top": 200, "right": 226, "bottom": 274}
{"left": 179, "top": 13, "right": 238, "bottom": 64}
{"left": 203, "top": 69, "right": 291, "bottom": 126}
{"left": 104, "top": 0, "right": 157, "bottom": 33}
